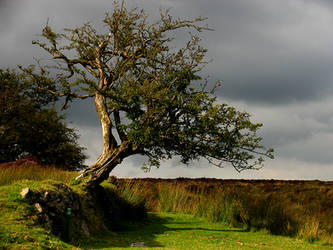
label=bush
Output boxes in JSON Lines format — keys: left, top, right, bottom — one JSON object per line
{"left": 0, "top": 69, "right": 87, "bottom": 170}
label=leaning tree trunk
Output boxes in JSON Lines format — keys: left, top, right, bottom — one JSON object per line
{"left": 84, "top": 143, "right": 132, "bottom": 188}
{"left": 79, "top": 92, "right": 131, "bottom": 189}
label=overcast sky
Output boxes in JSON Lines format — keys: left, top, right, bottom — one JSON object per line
{"left": 1, "top": 0, "right": 333, "bottom": 180}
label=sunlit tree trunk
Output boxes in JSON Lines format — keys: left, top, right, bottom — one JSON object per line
{"left": 78, "top": 75, "right": 128, "bottom": 186}
{"left": 85, "top": 143, "right": 131, "bottom": 188}
{"left": 83, "top": 92, "right": 115, "bottom": 187}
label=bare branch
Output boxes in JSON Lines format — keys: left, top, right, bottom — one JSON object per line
{"left": 61, "top": 92, "right": 95, "bottom": 110}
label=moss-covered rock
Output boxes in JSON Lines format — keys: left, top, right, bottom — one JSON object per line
{"left": 19, "top": 180, "right": 147, "bottom": 243}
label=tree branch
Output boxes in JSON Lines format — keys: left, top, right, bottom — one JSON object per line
{"left": 113, "top": 110, "right": 127, "bottom": 142}
{"left": 61, "top": 92, "right": 95, "bottom": 110}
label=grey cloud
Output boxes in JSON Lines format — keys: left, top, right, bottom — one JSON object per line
{"left": 278, "top": 132, "right": 333, "bottom": 164}
{"left": 72, "top": 124, "right": 103, "bottom": 165}
{"left": 143, "top": 0, "right": 333, "bottom": 105}
{"left": 216, "top": 56, "right": 333, "bottom": 104}
{"left": 302, "top": 0, "right": 333, "bottom": 9}
{"left": 63, "top": 98, "right": 100, "bottom": 127}
{"left": 0, "top": 0, "right": 9, "bottom": 8}
{"left": 4, "top": 0, "right": 333, "bottom": 106}
{"left": 228, "top": 97, "right": 333, "bottom": 164}
{"left": 205, "top": 1, "right": 333, "bottom": 104}
{"left": 112, "top": 156, "right": 333, "bottom": 181}
{"left": 0, "top": 0, "right": 23, "bottom": 33}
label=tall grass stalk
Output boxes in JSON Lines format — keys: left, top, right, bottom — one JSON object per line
{"left": 114, "top": 181, "right": 146, "bottom": 206}
{"left": 158, "top": 184, "right": 194, "bottom": 213}
{"left": 298, "top": 218, "right": 321, "bottom": 243}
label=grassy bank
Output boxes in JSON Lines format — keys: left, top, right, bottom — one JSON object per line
{"left": 0, "top": 179, "right": 147, "bottom": 249}
{"left": 1, "top": 181, "right": 330, "bottom": 250}
{"left": 111, "top": 178, "right": 333, "bottom": 245}
{"left": 0, "top": 163, "right": 146, "bottom": 249}
{"left": 0, "top": 180, "right": 77, "bottom": 249}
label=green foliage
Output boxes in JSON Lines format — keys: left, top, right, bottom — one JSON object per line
{"left": 23, "top": 1, "right": 273, "bottom": 177}
{"left": 0, "top": 69, "right": 87, "bottom": 170}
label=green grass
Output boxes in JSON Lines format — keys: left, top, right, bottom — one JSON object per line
{"left": 0, "top": 180, "right": 77, "bottom": 249}
{"left": 112, "top": 178, "right": 333, "bottom": 244}
{"left": 83, "top": 212, "right": 332, "bottom": 249}
{"left": 0, "top": 178, "right": 147, "bottom": 249}
{"left": 1, "top": 166, "right": 332, "bottom": 249}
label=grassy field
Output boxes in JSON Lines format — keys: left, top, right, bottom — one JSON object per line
{"left": 83, "top": 212, "right": 331, "bottom": 249}
{"left": 111, "top": 178, "right": 333, "bottom": 245}
{"left": 0, "top": 164, "right": 333, "bottom": 249}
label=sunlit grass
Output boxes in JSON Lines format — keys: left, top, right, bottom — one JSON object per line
{"left": 83, "top": 212, "right": 332, "bottom": 249}
{"left": 0, "top": 180, "right": 78, "bottom": 249}
{"left": 1, "top": 165, "right": 332, "bottom": 247}
{"left": 112, "top": 178, "right": 333, "bottom": 245}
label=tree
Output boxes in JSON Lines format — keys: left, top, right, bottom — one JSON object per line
{"left": 0, "top": 69, "right": 87, "bottom": 170}
{"left": 24, "top": 2, "right": 273, "bottom": 187}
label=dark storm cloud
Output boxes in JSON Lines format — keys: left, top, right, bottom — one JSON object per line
{"left": 0, "top": 0, "right": 331, "bottom": 111}
{"left": 3, "top": 0, "right": 333, "bottom": 106}
{"left": 61, "top": 98, "right": 100, "bottom": 127}
{"left": 198, "top": 0, "right": 333, "bottom": 105}
{"left": 0, "top": 0, "right": 7, "bottom": 7}
{"left": 229, "top": 97, "right": 333, "bottom": 165}
{"left": 118, "top": 0, "right": 333, "bottom": 106}
{"left": 216, "top": 54, "right": 333, "bottom": 104}
{"left": 0, "top": 0, "right": 12, "bottom": 9}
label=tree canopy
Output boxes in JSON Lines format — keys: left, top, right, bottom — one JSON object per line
{"left": 0, "top": 69, "right": 87, "bottom": 170}
{"left": 23, "top": 2, "right": 273, "bottom": 187}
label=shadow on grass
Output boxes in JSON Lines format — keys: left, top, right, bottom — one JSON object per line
{"left": 169, "top": 227, "right": 246, "bottom": 233}
{"left": 83, "top": 213, "right": 245, "bottom": 249}
{"left": 84, "top": 213, "right": 168, "bottom": 249}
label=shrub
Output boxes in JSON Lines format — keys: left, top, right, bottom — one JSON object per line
{"left": 0, "top": 69, "right": 87, "bottom": 170}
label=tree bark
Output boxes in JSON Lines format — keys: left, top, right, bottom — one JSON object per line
{"left": 78, "top": 89, "right": 136, "bottom": 188}
{"left": 94, "top": 92, "right": 117, "bottom": 153}
{"left": 84, "top": 142, "right": 132, "bottom": 188}
{"left": 81, "top": 91, "right": 116, "bottom": 188}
